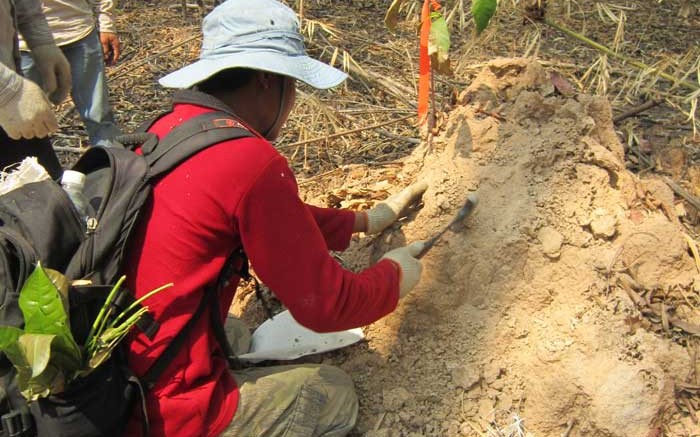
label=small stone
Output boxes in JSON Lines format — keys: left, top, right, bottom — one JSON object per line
{"left": 592, "top": 257, "right": 608, "bottom": 271}
{"left": 588, "top": 209, "right": 617, "bottom": 239}
{"left": 478, "top": 398, "right": 496, "bottom": 420}
{"left": 579, "top": 115, "right": 596, "bottom": 135}
{"left": 628, "top": 208, "right": 645, "bottom": 225}
{"left": 398, "top": 410, "right": 413, "bottom": 423}
{"left": 538, "top": 226, "right": 563, "bottom": 259}
{"left": 443, "top": 421, "right": 461, "bottom": 436}
{"left": 490, "top": 378, "right": 505, "bottom": 391}
{"left": 451, "top": 365, "right": 480, "bottom": 390}
{"left": 590, "top": 214, "right": 617, "bottom": 239}
{"left": 382, "top": 387, "right": 413, "bottom": 411}
{"left": 484, "top": 362, "right": 504, "bottom": 383}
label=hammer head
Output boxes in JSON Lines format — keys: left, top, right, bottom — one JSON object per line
{"left": 417, "top": 192, "right": 478, "bottom": 258}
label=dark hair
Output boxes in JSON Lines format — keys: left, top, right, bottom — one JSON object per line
{"left": 195, "top": 68, "right": 256, "bottom": 94}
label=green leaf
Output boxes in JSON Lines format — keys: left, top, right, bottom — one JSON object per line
{"left": 384, "top": 0, "right": 408, "bottom": 31}
{"left": 88, "top": 345, "right": 112, "bottom": 369}
{"left": 0, "top": 327, "right": 30, "bottom": 380}
{"left": 471, "top": 0, "right": 497, "bottom": 34}
{"left": 45, "top": 267, "right": 71, "bottom": 315}
{"left": 19, "top": 264, "right": 81, "bottom": 371}
{"left": 0, "top": 329, "right": 62, "bottom": 400}
{"left": 428, "top": 12, "right": 452, "bottom": 75}
{"left": 18, "top": 333, "right": 54, "bottom": 377}
{"left": 16, "top": 334, "right": 66, "bottom": 400}
{"left": 19, "top": 362, "right": 65, "bottom": 401}
{"left": 0, "top": 326, "right": 23, "bottom": 350}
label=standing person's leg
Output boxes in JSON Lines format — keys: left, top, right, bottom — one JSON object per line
{"left": 19, "top": 51, "right": 42, "bottom": 84}
{"left": 222, "top": 364, "right": 358, "bottom": 437}
{"left": 0, "top": 128, "right": 63, "bottom": 179}
{"left": 60, "top": 29, "right": 122, "bottom": 147}
{"left": 22, "top": 29, "right": 122, "bottom": 147}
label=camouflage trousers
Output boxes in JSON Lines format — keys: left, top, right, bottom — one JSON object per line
{"left": 220, "top": 317, "right": 358, "bottom": 437}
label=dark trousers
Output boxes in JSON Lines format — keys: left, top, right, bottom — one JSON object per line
{"left": 0, "top": 128, "right": 63, "bottom": 179}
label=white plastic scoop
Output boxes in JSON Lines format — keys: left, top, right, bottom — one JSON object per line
{"left": 236, "top": 310, "right": 364, "bottom": 363}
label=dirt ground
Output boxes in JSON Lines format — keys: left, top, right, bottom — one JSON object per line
{"left": 55, "top": 1, "right": 700, "bottom": 435}
{"left": 320, "top": 58, "right": 699, "bottom": 437}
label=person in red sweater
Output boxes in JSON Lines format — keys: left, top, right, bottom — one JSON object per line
{"left": 125, "top": 0, "right": 427, "bottom": 436}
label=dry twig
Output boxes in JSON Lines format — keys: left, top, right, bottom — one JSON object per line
{"left": 613, "top": 100, "right": 663, "bottom": 124}
{"left": 278, "top": 114, "right": 415, "bottom": 149}
{"left": 663, "top": 176, "right": 700, "bottom": 212}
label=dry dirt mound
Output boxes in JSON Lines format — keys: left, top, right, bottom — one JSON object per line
{"left": 338, "top": 59, "right": 698, "bottom": 437}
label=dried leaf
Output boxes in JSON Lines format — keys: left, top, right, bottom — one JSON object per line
{"left": 550, "top": 71, "right": 577, "bottom": 97}
{"left": 683, "top": 233, "right": 700, "bottom": 273}
{"left": 669, "top": 316, "right": 700, "bottom": 336}
{"left": 661, "top": 302, "right": 670, "bottom": 333}
{"left": 623, "top": 315, "right": 642, "bottom": 334}
{"left": 384, "top": 0, "right": 408, "bottom": 31}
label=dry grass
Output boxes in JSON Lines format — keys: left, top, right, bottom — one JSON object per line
{"left": 56, "top": 1, "right": 698, "bottom": 172}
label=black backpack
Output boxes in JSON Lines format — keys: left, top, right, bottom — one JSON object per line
{"left": 0, "top": 91, "right": 253, "bottom": 437}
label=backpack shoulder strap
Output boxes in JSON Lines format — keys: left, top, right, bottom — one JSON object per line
{"left": 140, "top": 249, "right": 245, "bottom": 388}
{"left": 142, "top": 111, "right": 254, "bottom": 180}
{"left": 111, "top": 108, "right": 174, "bottom": 152}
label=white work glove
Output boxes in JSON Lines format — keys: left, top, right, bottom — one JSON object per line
{"left": 31, "top": 44, "right": 71, "bottom": 104}
{"left": 381, "top": 241, "right": 426, "bottom": 298}
{"left": 0, "top": 78, "right": 58, "bottom": 139}
{"left": 366, "top": 181, "right": 429, "bottom": 234}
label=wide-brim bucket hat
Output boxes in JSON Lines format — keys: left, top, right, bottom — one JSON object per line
{"left": 159, "top": 0, "right": 347, "bottom": 89}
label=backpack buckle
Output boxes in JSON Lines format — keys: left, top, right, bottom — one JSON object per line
{"left": 140, "top": 134, "right": 160, "bottom": 156}
{"left": 210, "top": 118, "right": 245, "bottom": 129}
{"left": 1, "top": 407, "right": 34, "bottom": 437}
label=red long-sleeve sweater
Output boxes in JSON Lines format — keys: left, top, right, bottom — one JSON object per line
{"left": 124, "top": 101, "right": 400, "bottom": 437}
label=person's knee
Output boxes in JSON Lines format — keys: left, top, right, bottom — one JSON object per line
{"left": 315, "top": 365, "right": 358, "bottom": 433}
{"left": 317, "top": 365, "right": 356, "bottom": 399}
{"left": 224, "top": 315, "right": 251, "bottom": 356}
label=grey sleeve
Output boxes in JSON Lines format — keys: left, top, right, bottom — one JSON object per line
{"left": 15, "top": 0, "right": 56, "bottom": 49}
{"left": 0, "top": 62, "right": 24, "bottom": 106}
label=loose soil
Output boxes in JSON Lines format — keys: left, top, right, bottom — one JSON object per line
{"left": 329, "top": 58, "right": 698, "bottom": 437}
{"left": 233, "top": 58, "right": 700, "bottom": 437}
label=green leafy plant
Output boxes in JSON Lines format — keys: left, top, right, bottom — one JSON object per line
{"left": 0, "top": 263, "right": 171, "bottom": 401}
{"left": 383, "top": 0, "right": 498, "bottom": 126}
{"left": 429, "top": 10, "right": 451, "bottom": 74}
{"left": 384, "top": 0, "right": 498, "bottom": 35}
{"left": 471, "top": 0, "right": 497, "bottom": 34}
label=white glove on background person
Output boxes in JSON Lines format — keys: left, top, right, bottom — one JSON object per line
{"left": 31, "top": 44, "right": 71, "bottom": 104}
{"left": 0, "top": 78, "right": 58, "bottom": 139}
{"left": 381, "top": 241, "right": 426, "bottom": 298}
{"left": 366, "top": 181, "right": 429, "bottom": 234}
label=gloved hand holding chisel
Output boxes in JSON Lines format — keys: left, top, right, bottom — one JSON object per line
{"left": 381, "top": 241, "right": 426, "bottom": 298}
{"left": 361, "top": 181, "right": 429, "bottom": 234}
{"left": 374, "top": 191, "right": 479, "bottom": 298}
{"left": 350, "top": 181, "right": 429, "bottom": 298}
